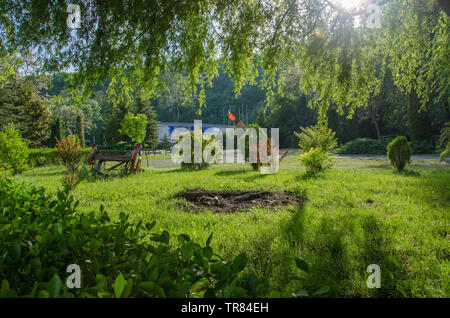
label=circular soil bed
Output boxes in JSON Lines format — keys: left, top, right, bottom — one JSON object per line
{"left": 176, "top": 189, "right": 305, "bottom": 213}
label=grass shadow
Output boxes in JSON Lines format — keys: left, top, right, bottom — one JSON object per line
{"left": 277, "top": 209, "right": 408, "bottom": 297}
{"left": 214, "top": 170, "right": 252, "bottom": 177}
{"left": 393, "top": 169, "right": 421, "bottom": 177}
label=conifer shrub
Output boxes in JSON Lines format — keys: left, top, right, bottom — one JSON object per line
{"left": 387, "top": 136, "right": 412, "bottom": 171}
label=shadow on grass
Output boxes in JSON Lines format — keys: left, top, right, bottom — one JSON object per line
{"left": 276, "top": 210, "right": 407, "bottom": 297}
{"left": 214, "top": 170, "right": 252, "bottom": 177}
{"left": 393, "top": 170, "right": 421, "bottom": 177}
{"left": 294, "top": 171, "right": 326, "bottom": 181}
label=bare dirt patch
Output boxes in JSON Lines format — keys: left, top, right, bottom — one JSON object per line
{"left": 176, "top": 189, "right": 305, "bottom": 213}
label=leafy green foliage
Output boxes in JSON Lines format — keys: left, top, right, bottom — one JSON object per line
{"left": 0, "top": 123, "right": 29, "bottom": 175}
{"left": 119, "top": 113, "right": 148, "bottom": 144}
{"left": 56, "top": 135, "right": 82, "bottom": 190}
{"left": 0, "top": 177, "right": 281, "bottom": 298}
{"left": 295, "top": 125, "right": 338, "bottom": 153}
{"left": 298, "top": 148, "right": 334, "bottom": 175}
{"left": 387, "top": 136, "right": 412, "bottom": 171}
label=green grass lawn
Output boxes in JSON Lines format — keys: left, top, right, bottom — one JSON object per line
{"left": 8, "top": 157, "right": 450, "bottom": 297}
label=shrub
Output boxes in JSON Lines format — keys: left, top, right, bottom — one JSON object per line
{"left": 56, "top": 135, "right": 83, "bottom": 190}
{"left": 178, "top": 130, "right": 222, "bottom": 170}
{"left": 0, "top": 177, "right": 273, "bottom": 298}
{"left": 298, "top": 148, "right": 334, "bottom": 174}
{"left": 0, "top": 123, "right": 29, "bottom": 175}
{"left": 295, "top": 125, "right": 338, "bottom": 152}
{"left": 387, "top": 136, "right": 412, "bottom": 171}
{"left": 338, "top": 138, "right": 386, "bottom": 155}
{"left": 119, "top": 113, "right": 148, "bottom": 144}
{"left": 409, "top": 140, "right": 434, "bottom": 154}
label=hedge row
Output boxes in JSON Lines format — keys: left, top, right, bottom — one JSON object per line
{"left": 29, "top": 148, "right": 92, "bottom": 167}
{"left": 338, "top": 137, "right": 436, "bottom": 155}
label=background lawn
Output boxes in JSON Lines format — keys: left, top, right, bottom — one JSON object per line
{"left": 8, "top": 157, "right": 450, "bottom": 297}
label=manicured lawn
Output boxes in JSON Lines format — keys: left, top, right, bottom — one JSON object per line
{"left": 8, "top": 157, "right": 450, "bottom": 297}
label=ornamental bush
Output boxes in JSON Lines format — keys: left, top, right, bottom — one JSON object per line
{"left": 0, "top": 123, "right": 29, "bottom": 175}
{"left": 295, "top": 125, "right": 338, "bottom": 153}
{"left": 387, "top": 136, "right": 412, "bottom": 171}
{"left": 298, "top": 147, "right": 334, "bottom": 174}
{"left": 56, "top": 135, "right": 83, "bottom": 190}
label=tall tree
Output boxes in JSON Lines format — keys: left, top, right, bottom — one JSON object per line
{"left": 0, "top": 80, "right": 50, "bottom": 147}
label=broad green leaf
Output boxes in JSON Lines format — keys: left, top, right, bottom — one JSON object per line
{"left": 114, "top": 273, "right": 125, "bottom": 298}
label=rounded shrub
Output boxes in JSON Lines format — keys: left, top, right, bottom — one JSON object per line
{"left": 387, "top": 136, "right": 412, "bottom": 171}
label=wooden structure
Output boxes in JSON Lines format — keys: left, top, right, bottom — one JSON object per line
{"left": 88, "top": 142, "right": 142, "bottom": 175}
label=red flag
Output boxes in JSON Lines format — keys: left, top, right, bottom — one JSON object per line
{"left": 228, "top": 111, "right": 236, "bottom": 121}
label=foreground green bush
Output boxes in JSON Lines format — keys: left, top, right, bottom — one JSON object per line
{"left": 387, "top": 136, "right": 412, "bottom": 171}
{"left": 0, "top": 124, "right": 29, "bottom": 175}
{"left": 0, "top": 177, "right": 274, "bottom": 298}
